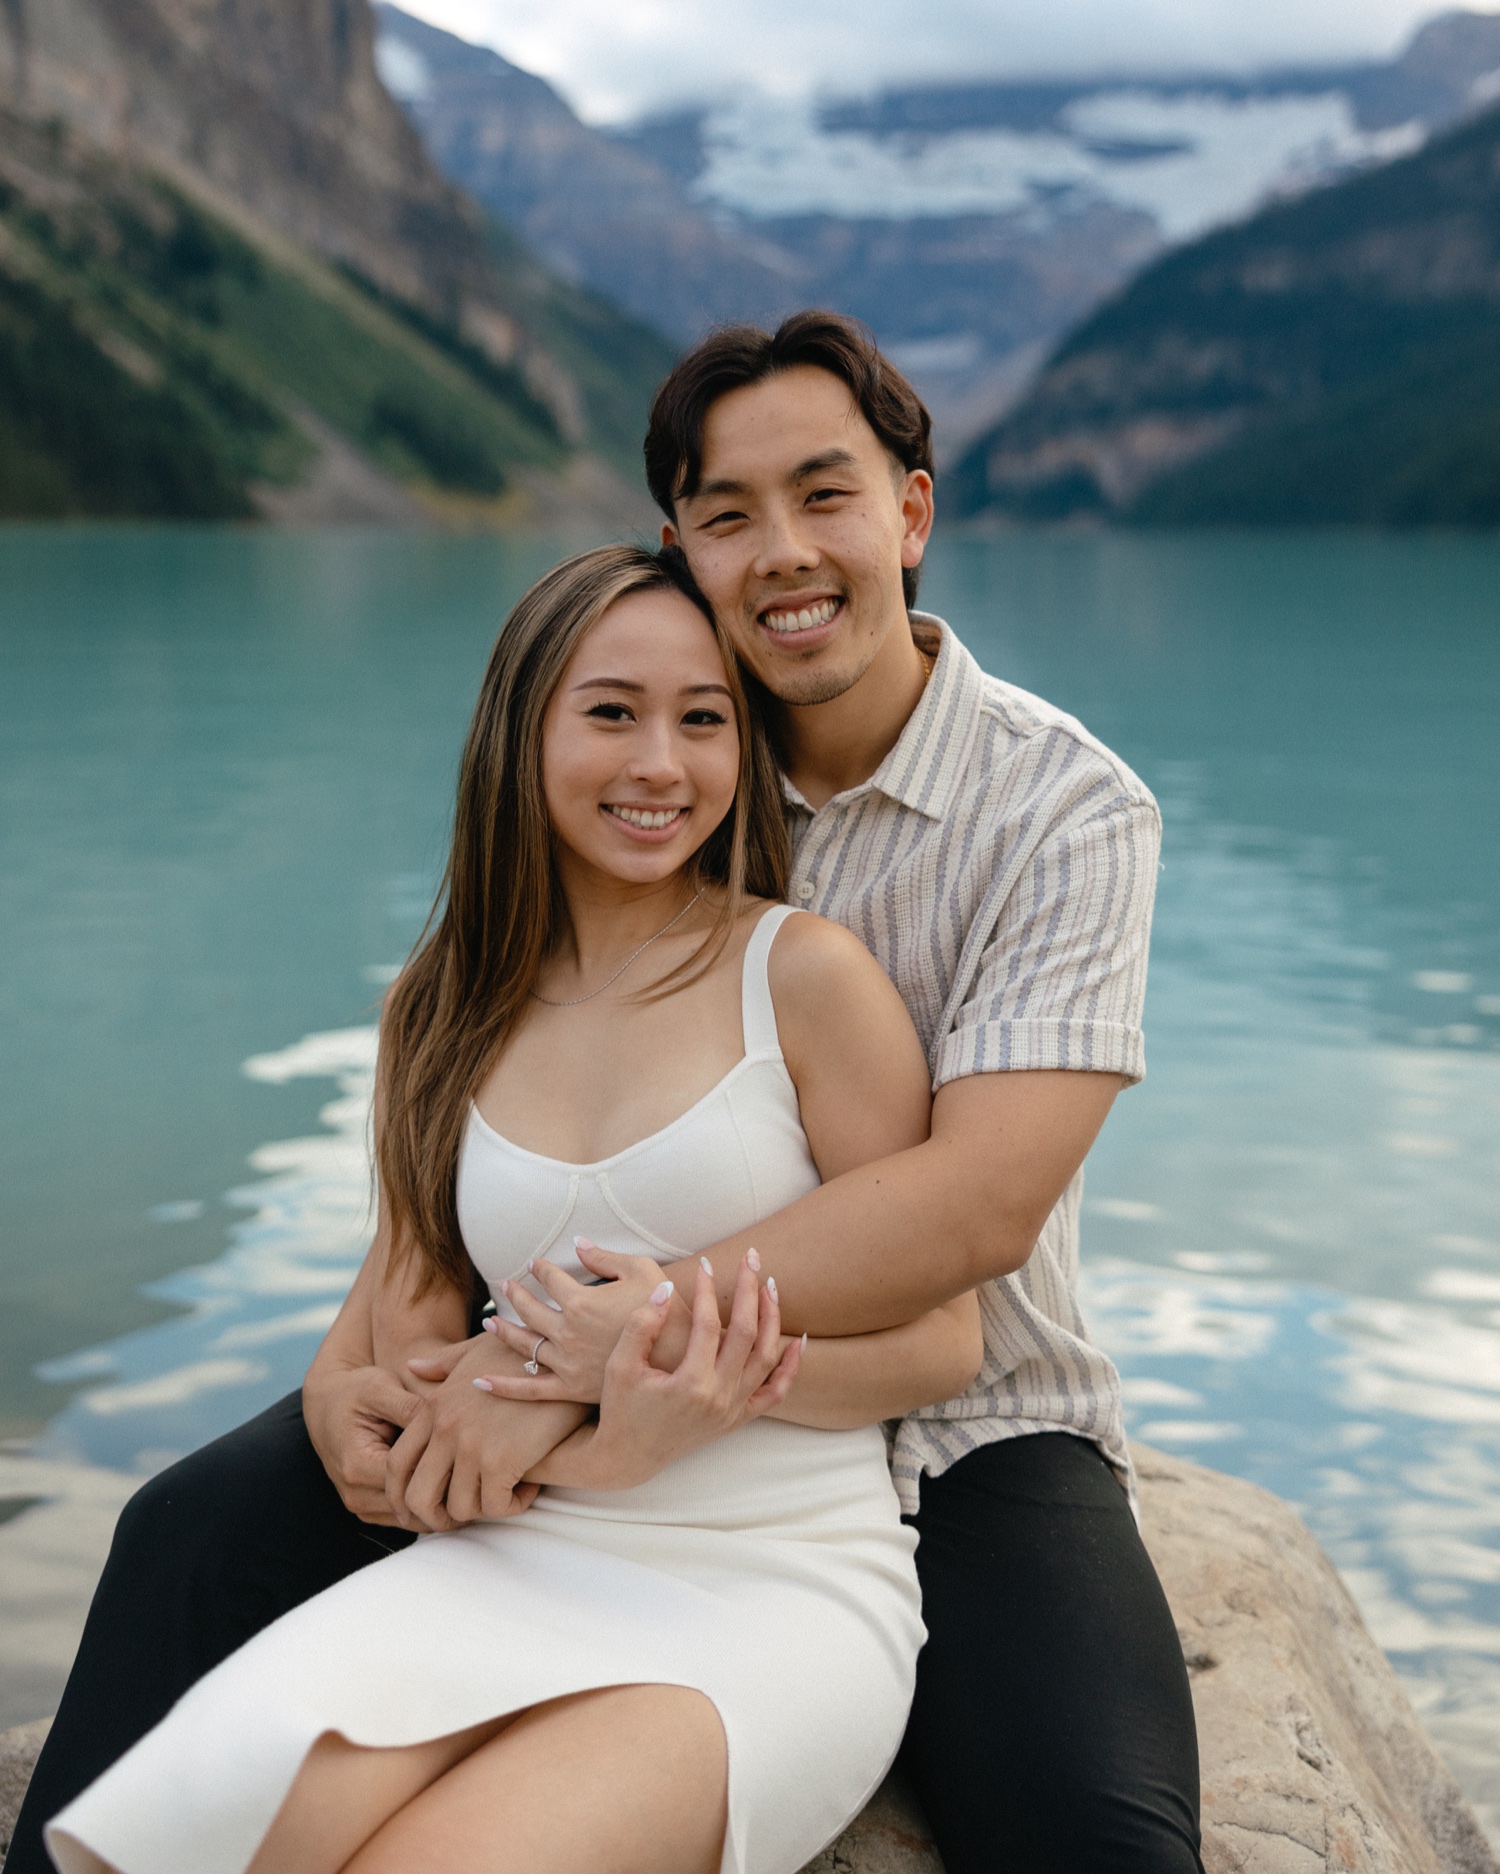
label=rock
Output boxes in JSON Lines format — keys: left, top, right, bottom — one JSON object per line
{"left": 800, "top": 1771, "right": 943, "bottom": 1874}
{"left": 2, "top": 1448, "right": 1493, "bottom": 1874}
{"left": 800, "top": 1445, "right": 1496, "bottom": 1874}
{"left": 1134, "top": 1444, "right": 1495, "bottom": 1874}
{"left": 1, "top": 1718, "right": 50, "bottom": 1866}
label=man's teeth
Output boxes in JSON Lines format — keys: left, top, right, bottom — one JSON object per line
{"left": 608, "top": 806, "right": 684, "bottom": 830}
{"left": 763, "top": 597, "right": 840, "bottom": 634}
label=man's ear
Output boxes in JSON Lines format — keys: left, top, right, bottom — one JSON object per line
{"left": 900, "top": 470, "right": 936, "bottom": 570}
{"left": 661, "top": 519, "right": 680, "bottom": 548}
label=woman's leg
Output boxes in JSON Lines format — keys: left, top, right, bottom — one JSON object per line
{"left": 245, "top": 1716, "right": 511, "bottom": 1874}
{"left": 346, "top": 1685, "right": 728, "bottom": 1874}
{"left": 13, "top": 1394, "right": 414, "bottom": 1874}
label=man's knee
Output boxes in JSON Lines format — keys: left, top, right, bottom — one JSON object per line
{"left": 906, "top": 1734, "right": 1201, "bottom": 1874}
{"left": 108, "top": 1391, "right": 317, "bottom": 1565}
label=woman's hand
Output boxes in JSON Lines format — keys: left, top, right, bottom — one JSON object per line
{"left": 386, "top": 1337, "right": 588, "bottom": 1531}
{"left": 527, "top": 1253, "right": 802, "bottom": 1492}
{"left": 483, "top": 1240, "right": 686, "bottom": 1402}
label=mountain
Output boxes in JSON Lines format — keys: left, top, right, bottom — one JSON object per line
{"left": 371, "top": 6, "right": 796, "bottom": 343}
{"left": 943, "top": 97, "right": 1500, "bottom": 527}
{"left": 0, "top": 0, "right": 673, "bottom": 522}
{"left": 376, "top": 5, "right": 1500, "bottom": 456}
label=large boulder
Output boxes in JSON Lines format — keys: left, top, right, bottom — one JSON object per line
{"left": 1, "top": 1720, "right": 49, "bottom": 1867}
{"left": 2, "top": 1447, "right": 1494, "bottom": 1873}
{"left": 801, "top": 1446, "right": 1496, "bottom": 1874}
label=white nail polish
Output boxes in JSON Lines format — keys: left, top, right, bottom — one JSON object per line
{"left": 473, "top": 1377, "right": 494, "bottom": 1392}
{"left": 767, "top": 1276, "right": 779, "bottom": 1302}
{"left": 650, "top": 1280, "right": 674, "bottom": 1305}
{"left": 746, "top": 1247, "right": 762, "bottom": 1273}
{"left": 700, "top": 1256, "right": 713, "bottom": 1274}
{"left": 482, "top": 1316, "right": 498, "bottom": 1333}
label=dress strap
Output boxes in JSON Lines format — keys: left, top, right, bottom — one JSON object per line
{"left": 741, "top": 904, "right": 804, "bottom": 1057}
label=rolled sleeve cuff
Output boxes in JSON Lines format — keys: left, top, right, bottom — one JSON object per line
{"left": 934, "top": 1018, "right": 1146, "bottom": 1088}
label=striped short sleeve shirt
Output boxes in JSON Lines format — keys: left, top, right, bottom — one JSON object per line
{"left": 784, "top": 614, "right": 1161, "bottom": 1514}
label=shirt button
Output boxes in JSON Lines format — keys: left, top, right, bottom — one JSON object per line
{"left": 796, "top": 881, "right": 815, "bottom": 901}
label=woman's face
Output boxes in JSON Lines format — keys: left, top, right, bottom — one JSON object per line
{"left": 541, "top": 587, "right": 741, "bottom": 892}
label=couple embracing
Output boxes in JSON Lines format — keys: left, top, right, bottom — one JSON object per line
{"left": 22, "top": 314, "right": 1203, "bottom": 1874}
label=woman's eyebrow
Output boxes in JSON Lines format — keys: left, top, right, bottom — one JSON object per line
{"left": 569, "top": 678, "right": 732, "bottom": 698}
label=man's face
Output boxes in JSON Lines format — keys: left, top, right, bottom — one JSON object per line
{"left": 663, "top": 365, "right": 933, "bottom": 707}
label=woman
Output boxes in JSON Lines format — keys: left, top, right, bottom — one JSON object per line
{"left": 47, "top": 545, "right": 981, "bottom": 1874}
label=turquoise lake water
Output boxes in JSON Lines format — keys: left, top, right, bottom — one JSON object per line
{"left": 2, "top": 524, "right": 1499, "bottom": 1815}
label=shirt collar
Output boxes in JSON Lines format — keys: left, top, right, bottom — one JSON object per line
{"left": 780, "top": 614, "right": 984, "bottom": 823}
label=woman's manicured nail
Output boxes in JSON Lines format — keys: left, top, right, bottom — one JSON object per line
{"left": 746, "top": 1248, "right": 761, "bottom": 1273}
{"left": 526, "top": 1259, "right": 536, "bottom": 1274}
{"left": 767, "top": 1276, "right": 779, "bottom": 1303}
{"left": 800, "top": 1333, "right": 808, "bottom": 1352}
{"left": 482, "top": 1316, "right": 498, "bottom": 1333}
{"left": 473, "top": 1377, "right": 496, "bottom": 1392}
{"left": 700, "top": 1256, "right": 713, "bottom": 1275}
{"left": 499, "top": 1278, "right": 511, "bottom": 1295}
{"left": 574, "top": 1236, "right": 597, "bottom": 1250}
{"left": 651, "top": 1280, "right": 674, "bottom": 1305}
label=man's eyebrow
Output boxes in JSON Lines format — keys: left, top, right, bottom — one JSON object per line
{"left": 790, "top": 448, "right": 858, "bottom": 480}
{"left": 688, "top": 449, "right": 858, "bottom": 505}
{"left": 689, "top": 476, "right": 751, "bottom": 503}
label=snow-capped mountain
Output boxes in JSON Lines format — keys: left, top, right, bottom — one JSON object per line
{"left": 377, "top": 6, "right": 1500, "bottom": 453}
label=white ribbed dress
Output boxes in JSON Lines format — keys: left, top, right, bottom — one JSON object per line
{"left": 47, "top": 906, "right": 924, "bottom": 1874}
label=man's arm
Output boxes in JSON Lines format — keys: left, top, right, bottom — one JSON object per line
{"left": 710, "top": 1067, "right": 1124, "bottom": 1335}
{"left": 746, "top": 787, "right": 1155, "bottom": 1332}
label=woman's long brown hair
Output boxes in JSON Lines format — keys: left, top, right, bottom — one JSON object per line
{"left": 377, "top": 544, "right": 790, "bottom": 1295}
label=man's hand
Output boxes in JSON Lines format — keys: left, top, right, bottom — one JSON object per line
{"left": 484, "top": 1241, "right": 688, "bottom": 1400}
{"left": 530, "top": 1255, "right": 801, "bottom": 1492}
{"left": 386, "top": 1336, "right": 588, "bottom": 1531}
{"left": 302, "top": 1362, "right": 424, "bottom": 1525}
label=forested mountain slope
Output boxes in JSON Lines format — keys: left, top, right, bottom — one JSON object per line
{"left": 945, "top": 99, "right": 1500, "bottom": 526}
{"left": 0, "top": 0, "right": 672, "bottom": 521}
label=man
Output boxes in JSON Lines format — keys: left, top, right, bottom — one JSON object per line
{"left": 13, "top": 314, "right": 1200, "bottom": 1873}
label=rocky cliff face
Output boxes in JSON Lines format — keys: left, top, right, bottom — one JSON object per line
{"left": 372, "top": 4, "right": 796, "bottom": 345}
{"left": 0, "top": 0, "right": 674, "bottom": 519}
{"left": 2, "top": 0, "right": 482, "bottom": 319}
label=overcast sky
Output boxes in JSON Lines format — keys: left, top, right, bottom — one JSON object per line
{"left": 393, "top": 0, "right": 1500, "bottom": 122}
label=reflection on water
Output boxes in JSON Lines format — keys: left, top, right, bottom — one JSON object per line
{"left": 38, "top": 1031, "right": 376, "bottom": 1472}
{"left": 2, "top": 526, "right": 1499, "bottom": 1826}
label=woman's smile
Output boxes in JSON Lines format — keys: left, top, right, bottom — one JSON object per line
{"left": 602, "top": 802, "right": 691, "bottom": 840}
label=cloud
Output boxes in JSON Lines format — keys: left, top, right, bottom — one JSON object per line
{"left": 390, "top": 0, "right": 1500, "bottom": 122}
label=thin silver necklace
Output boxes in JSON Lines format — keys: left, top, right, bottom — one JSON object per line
{"left": 530, "top": 893, "right": 702, "bottom": 1007}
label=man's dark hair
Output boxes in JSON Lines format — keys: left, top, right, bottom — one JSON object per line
{"left": 644, "top": 310, "right": 934, "bottom": 609}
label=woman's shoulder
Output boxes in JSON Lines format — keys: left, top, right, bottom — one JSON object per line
{"left": 757, "top": 904, "right": 902, "bottom": 1015}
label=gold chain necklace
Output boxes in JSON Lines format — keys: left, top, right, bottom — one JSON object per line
{"left": 529, "top": 893, "right": 702, "bottom": 1007}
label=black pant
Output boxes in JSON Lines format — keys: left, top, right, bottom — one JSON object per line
{"left": 10, "top": 1406, "right": 1201, "bottom": 1874}
{"left": 901, "top": 1433, "right": 1202, "bottom": 1872}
